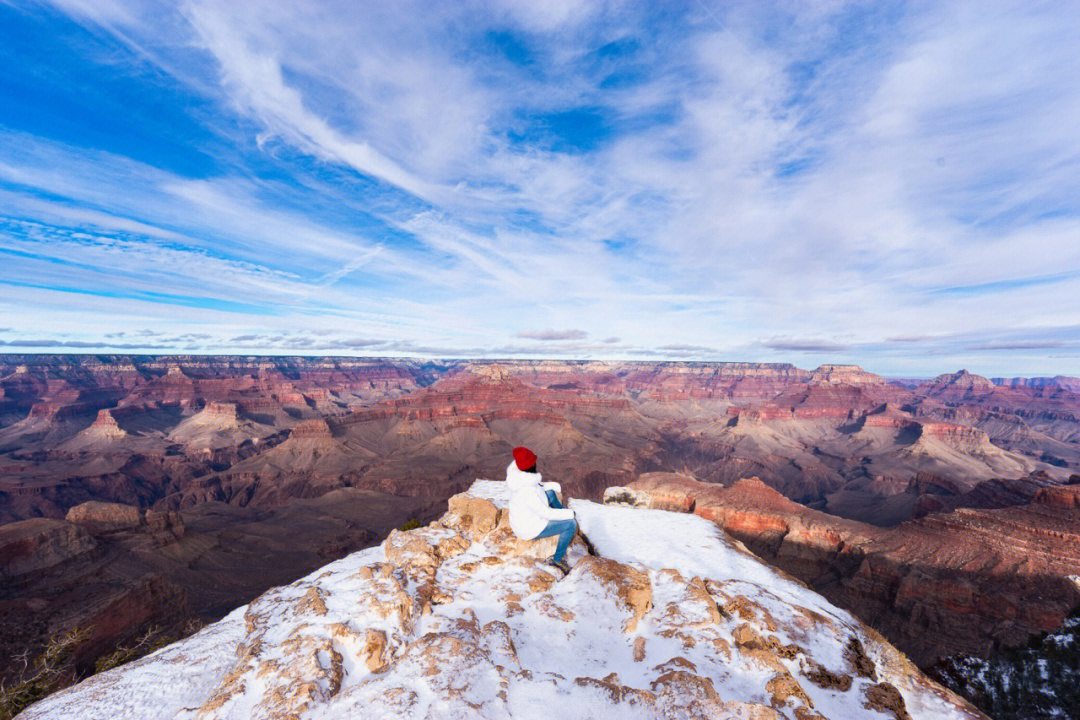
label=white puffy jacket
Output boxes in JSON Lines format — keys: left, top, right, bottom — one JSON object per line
{"left": 505, "top": 461, "right": 575, "bottom": 539}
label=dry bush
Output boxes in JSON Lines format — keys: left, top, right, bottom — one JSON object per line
{"left": 0, "top": 619, "right": 205, "bottom": 719}
{"left": 0, "top": 626, "right": 90, "bottom": 720}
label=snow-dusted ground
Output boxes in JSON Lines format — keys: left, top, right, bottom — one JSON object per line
{"left": 20, "top": 480, "right": 983, "bottom": 720}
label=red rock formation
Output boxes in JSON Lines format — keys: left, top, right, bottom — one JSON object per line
{"left": 92, "top": 408, "right": 121, "bottom": 429}
{"left": 290, "top": 418, "right": 332, "bottom": 439}
{"left": 204, "top": 401, "right": 238, "bottom": 417}
{"left": 1032, "top": 484, "right": 1080, "bottom": 508}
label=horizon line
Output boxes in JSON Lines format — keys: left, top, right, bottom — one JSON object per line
{"left": 3, "top": 351, "right": 1071, "bottom": 381}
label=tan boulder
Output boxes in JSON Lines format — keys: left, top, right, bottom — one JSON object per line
{"left": 766, "top": 672, "right": 813, "bottom": 710}
{"left": 715, "top": 701, "right": 786, "bottom": 719}
{"left": 445, "top": 495, "right": 501, "bottom": 535}
{"left": 649, "top": 670, "right": 726, "bottom": 719}
{"left": 360, "top": 629, "right": 388, "bottom": 672}
{"left": 626, "top": 472, "right": 699, "bottom": 512}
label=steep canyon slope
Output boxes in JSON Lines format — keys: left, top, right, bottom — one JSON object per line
{"left": 2, "top": 355, "right": 1079, "bottom": 705}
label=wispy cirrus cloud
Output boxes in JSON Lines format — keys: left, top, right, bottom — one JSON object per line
{"left": 966, "top": 341, "right": 1065, "bottom": 352}
{"left": 0, "top": 1, "right": 1076, "bottom": 376}
{"left": 517, "top": 329, "right": 589, "bottom": 341}
{"left": 761, "top": 339, "right": 852, "bottom": 353}
{"left": 656, "top": 344, "right": 719, "bottom": 355}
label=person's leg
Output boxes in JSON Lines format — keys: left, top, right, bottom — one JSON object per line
{"left": 533, "top": 517, "right": 573, "bottom": 540}
{"left": 534, "top": 518, "right": 576, "bottom": 563}
{"left": 552, "top": 519, "right": 576, "bottom": 563}
{"left": 545, "top": 489, "right": 565, "bottom": 509}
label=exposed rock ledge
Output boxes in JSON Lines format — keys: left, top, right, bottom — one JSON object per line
{"left": 21, "top": 481, "right": 985, "bottom": 720}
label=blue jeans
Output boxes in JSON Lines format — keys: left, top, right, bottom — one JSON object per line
{"left": 535, "top": 490, "right": 574, "bottom": 562}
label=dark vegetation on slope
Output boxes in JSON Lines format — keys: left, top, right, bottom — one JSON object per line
{"left": 930, "top": 606, "right": 1080, "bottom": 720}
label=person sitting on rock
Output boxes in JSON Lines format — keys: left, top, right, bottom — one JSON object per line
{"left": 506, "top": 446, "right": 576, "bottom": 574}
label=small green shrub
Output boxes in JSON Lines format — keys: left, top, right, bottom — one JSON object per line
{"left": 398, "top": 517, "right": 423, "bottom": 531}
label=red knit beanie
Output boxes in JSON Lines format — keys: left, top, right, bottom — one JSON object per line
{"left": 512, "top": 446, "right": 537, "bottom": 471}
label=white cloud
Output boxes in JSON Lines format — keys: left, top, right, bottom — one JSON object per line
{"left": 5, "top": 0, "right": 1077, "bottom": 375}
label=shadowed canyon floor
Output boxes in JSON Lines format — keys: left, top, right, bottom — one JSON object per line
{"left": 2, "top": 356, "right": 1079, "bottom": 714}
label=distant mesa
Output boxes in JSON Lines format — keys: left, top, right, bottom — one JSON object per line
{"left": 290, "top": 418, "right": 332, "bottom": 439}
{"left": 204, "top": 401, "right": 239, "bottom": 418}
{"left": 994, "top": 375, "right": 1080, "bottom": 391}
{"left": 810, "top": 364, "right": 886, "bottom": 386}
{"left": 928, "top": 369, "right": 996, "bottom": 390}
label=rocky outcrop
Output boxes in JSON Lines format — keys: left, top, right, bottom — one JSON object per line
{"left": 916, "top": 371, "right": 998, "bottom": 405}
{"left": 1033, "top": 483, "right": 1080, "bottom": 508}
{"left": 290, "top": 418, "right": 332, "bottom": 439}
{"left": 66, "top": 501, "right": 143, "bottom": 533}
{"left": 90, "top": 409, "right": 125, "bottom": 435}
{"left": 0, "top": 517, "right": 97, "bottom": 578}
{"left": 620, "top": 473, "right": 1080, "bottom": 666}
{"left": 20, "top": 481, "right": 985, "bottom": 720}
{"left": 63, "top": 501, "right": 185, "bottom": 546}
{"left": 204, "top": 401, "right": 238, "bottom": 418}
{"left": 810, "top": 364, "right": 889, "bottom": 386}
{"left": 144, "top": 508, "right": 186, "bottom": 544}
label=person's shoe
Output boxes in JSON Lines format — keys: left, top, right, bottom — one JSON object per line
{"left": 548, "top": 558, "right": 570, "bottom": 574}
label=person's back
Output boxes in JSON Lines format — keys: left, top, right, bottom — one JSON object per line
{"left": 505, "top": 446, "right": 576, "bottom": 573}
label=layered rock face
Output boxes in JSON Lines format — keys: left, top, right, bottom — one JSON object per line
{"left": 0, "top": 509, "right": 191, "bottom": 687}
{"left": 326, "top": 366, "right": 650, "bottom": 501}
{"left": 65, "top": 500, "right": 186, "bottom": 543}
{"left": 3, "top": 357, "right": 1077, "bottom": 525}
{"left": 20, "top": 482, "right": 985, "bottom": 720}
{"left": 618, "top": 474, "right": 1080, "bottom": 666}
{"left": 0, "top": 517, "right": 97, "bottom": 579}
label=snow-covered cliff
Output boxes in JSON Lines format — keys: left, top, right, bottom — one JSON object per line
{"left": 20, "top": 481, "right": 985, "bottom": 719}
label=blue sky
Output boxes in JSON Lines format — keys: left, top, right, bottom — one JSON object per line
{"left": 0, "top": 0, "right": 1078, "bottom": 376}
